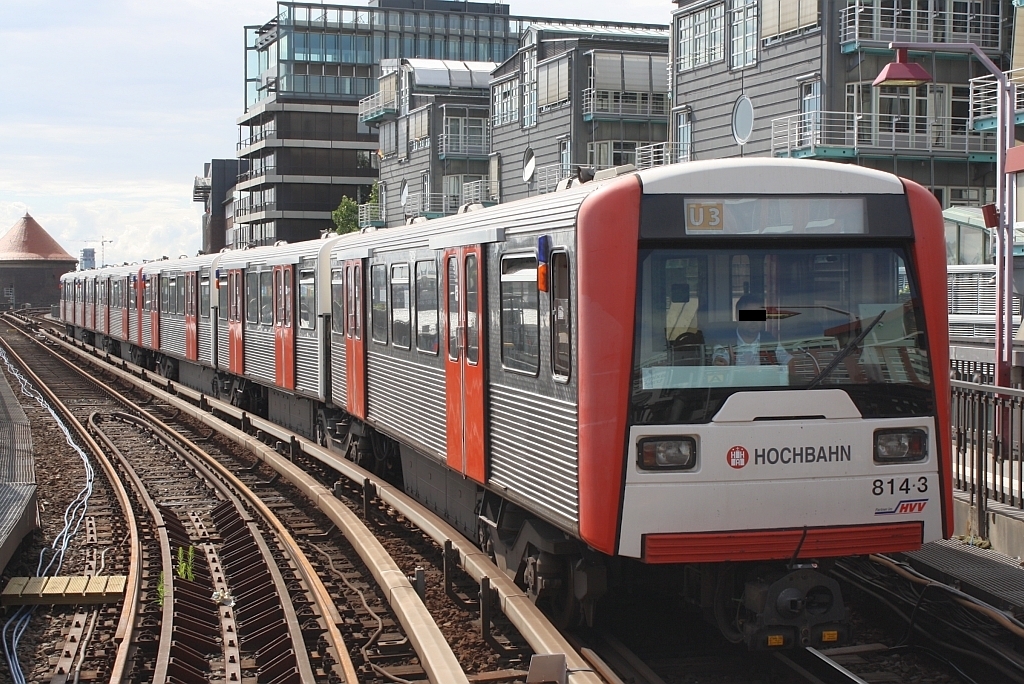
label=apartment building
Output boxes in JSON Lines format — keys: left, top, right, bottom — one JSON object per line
{"left": 656, "top": 0, "right": 1008, "bottom": 208}
{"left": 193, "top": 159, "right": 247, "bottom": 253}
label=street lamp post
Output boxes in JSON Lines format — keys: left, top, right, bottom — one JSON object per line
{"left": 876, "top": 42, "right": 1015, "bottom": 389}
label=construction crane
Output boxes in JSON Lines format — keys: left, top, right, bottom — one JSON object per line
{"left": 79, "top": 237, "right": 114, "bottom": 268}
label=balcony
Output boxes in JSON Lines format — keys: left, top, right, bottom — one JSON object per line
{"left": 582, "top": 89, "right": 668, "bottom": 121}
{"left": 193, "top": 176, "right": 211, "bottom": 202}
{"left": 535, "top": 163, "right": 574, "bottom": 195}
{"left": 635, "top": 142, "right": 690, "bottom": 170}
{"left": 437, "top": 132, "right": 489, "bottom": 159}
{"left": 358, "top": 90, "right": 399, "bottom": 124}
{"left": 969, "top": 68, "right": 1024, "bottom": 131}
{"left": 237, "top": 125, "right": 277, "bottom": 151}
{"left": 839, "top": 1, "right": 1001, "bottom": 53}
{"left": 771, "top": 112, "right": 995, "bottom": 162}
{"left": 358, "top": 203, "right": 384, "bottom": 229}
{"left": 403, "top": 193, "right": 457, "bottom": 220}
{"left": 237, "top": 165, "right": 276, "bottom": 184}
{"left": 462, "top": 179, "right": 499, "bottom": 205}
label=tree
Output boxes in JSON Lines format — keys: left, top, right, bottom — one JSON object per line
{"left": 332, "top": 197, "right": 359, "bottom": 234}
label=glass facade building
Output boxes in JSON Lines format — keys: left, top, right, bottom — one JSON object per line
{"left": 236, "top": 0, "right": 665, "bottom": 247}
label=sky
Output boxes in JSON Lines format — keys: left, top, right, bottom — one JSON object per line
{"left": 0, "top": 0, "right": 670, "bottom": 267}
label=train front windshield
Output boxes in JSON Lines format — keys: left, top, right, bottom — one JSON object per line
{"left": 632, "top": 245, "right": 933, "bottom": 424}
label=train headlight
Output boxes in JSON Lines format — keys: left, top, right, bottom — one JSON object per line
{"left": 873, "top": 429, "right": 927, "bottom": 463}
{"left": 638, "top": 438, "right": 697, "bottom": 470}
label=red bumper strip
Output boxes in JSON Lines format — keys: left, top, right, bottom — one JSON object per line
{"left": 642, "top": 522, "right": 924, "bottom": 564}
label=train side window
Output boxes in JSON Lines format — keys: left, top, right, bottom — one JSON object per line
{"left": 160, "top": 276, "right": 169, "bottom": 314}
{"left": 551, "top": 251, "right": 571, "bottom": 379}
{"left": 354, "top": 264, "right": 362, "bottom": 339}
{"left": 274, "top": 269, "right": 282, "bottom": 324}
{"left": 246, "top": 272, "right": 259, "bottom": 323}
{"left": 415, "top": 260, "right": 438, "bottom": 354}
{"left": 500, "top": 255, "right": 540, "bottom": 374}
{"left": 200, "top": 275, "right": 210, "bottom": 318}
{"left": 391, "top": 263, "right": 411, "bottom": 349}
{"left": 284, "top": 268, "right": 292, "bottom": 327}
{"left": 260, "top": 271, "right": 274, "bottom": 324}
{"left": 331, "top": 268, "right": 344, "bottom": 333}
{"left": 299, "top": 268, "right": 316, "bottom": 330}
{"left": 177, "top": 275, "right": 185, "bottom": 315}
{"left": 370, "top": 264, "right": 388, "bottom": 344}
{"left": 447, "top": 257, "right": 459, "bottom": 361}
{"left": 218, "top": 275, "right": 227, "bottom": 321}
{"left": 466, "top": 254, "right": 479, "bottom": 365}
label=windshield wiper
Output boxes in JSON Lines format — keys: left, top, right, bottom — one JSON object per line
{"left": 806, "top": 310, "right": 886, "bottom": 390}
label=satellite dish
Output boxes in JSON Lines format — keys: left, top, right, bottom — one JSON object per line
{"left": 523, "top": 148, "right": 536, "bottom": 182}
{"left": 732, "top": 95, "right": 755, "bottom": 146}
{"left": 400, "top": 181, "right": 409, "bottom": 206}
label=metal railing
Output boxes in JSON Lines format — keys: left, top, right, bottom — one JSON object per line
{"left": 437, "top": 132, "right": 489, "bottom": 157}
{"left": 581, "top": 88, "right": 669, "bottom": 118}
{"left": 237, "top": 125, "right": 277, "bottom": 150}
{"left": 234, "top": 201, "right": 277, "bottom": 218}
{"left": 403, "top": 193, "right": 457, "bottom": 219}
{"left": 358, "top": 90, "right": 399, "bottom": 122}
{"left": 771, "top": 111, "right": 994, "bottom": 157}
{"left": 237, "top": 165, "right": 276, "bottom": 183}
{"left": 535, "top": 163, "right": 574, "bottom": 195}
{"left": 635, "top": 142, "right": 690, "bottom": 169}
{"left": 951, "top": 378, "right": 1024, "bottom": 539}
{"left": 358, "top": 203, "right": 383, "bottom": 228}
{"left": 970, "top": 68, "right": 1024, "bottom": 122}
{"left": 839, "top": 2, "right": 1001, "bottom": 50}
{"left": 462, "top": 179, "right": 499, "bottom": 205}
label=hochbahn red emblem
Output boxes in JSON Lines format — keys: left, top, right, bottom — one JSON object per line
{"left": 727, "top": 446, "right": 749, "bottom": 469}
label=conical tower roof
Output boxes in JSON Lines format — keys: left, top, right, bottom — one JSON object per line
{"left": 0, "top": 214, "right": 77, "bottom": 263}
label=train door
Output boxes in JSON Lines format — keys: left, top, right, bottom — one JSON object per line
{"left": 273, "top": 264, "right": 296, "bottom": 389}
{"left": 185, "top": 271, "right": 198, "bottom": 360}
{"left": 87, "top": 278, "right": 95, "bottom": 330}
{"left": 150, "top": 276, "right": 160, "bottom": 349}
{"left": 102, "top": 278, "right": 110, "bottom": 334}
{"left": 344, "top": 259, "right": 366, "bottom": 418}
{"left": 135, "top": 272, "right": 144, "bottom": 346}
{"left": 228, "top": 269, "right": 244, "bottom": 374}
{"left": 443, "top": 246, "right": 486, "bottom": 483}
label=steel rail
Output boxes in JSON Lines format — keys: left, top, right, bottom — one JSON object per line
{"left": 774, "top": 647, "right": 871, "bottom": 684}
{"left": 2, "top": 320, "right": 358, "bottom": 683}
{"left": 42, "top": 325, "right": 607, "bottom": 683}
{"left": 86, "top": 412, "right": 175, "bottom": 684}
{"left": 0, "top": 336, "right": 141, "bottom": 684}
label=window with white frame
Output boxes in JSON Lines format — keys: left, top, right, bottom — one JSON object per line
{"left": 408, "top": 107, "right": 430, "bottom": 150}
{"left": 677, "top": 3, "right": 725, "bottom": 72}
{"left": 492, "top": 78, "right": 520, "bottom": 126}
{"left": 730, "top": 0, "right": 757, "bottom": 69}
{"left": 522, "top": 48, "right": 537, "bottom": 127}
{"left": 537, "top": 56, "right": 570, "bottom": 109}
{"left": 676, "top": 110, "right": 692, "bottom": 161}
{"left": 588, "top": 141, "right": 637, "bottom": 167}
{"left": 380, "top": 120, "right": 397, "bottom": 157}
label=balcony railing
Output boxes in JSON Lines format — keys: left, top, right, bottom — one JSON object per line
{"left": 358, "top": 203, "right": 384, "bottom": 228}
{"left": 581, "top": 88, "right": 669, "bottom": 119}
{"left": 970, "top": 69, "right": 1024, "bottom": 124}
{"left": 237, "top": 165, "right": 276, "bottom": 183}
{"left": 635, "top": 142, "right": 690, "bottom": 170}
{"left": 771, "top": 111, "right": 995, "bottom": 158}
{"left": 237, "top": 125, "right": 277, "bottom": 150}
{"left": 358, "top": 90, "right": 399, "bottom": 123}
{"left": 839, "top": 2, "right": 1001, "bottom": 50}
{"left": 462, "top": 179, "right": 499, "bottom": 205}
{"left": 535, "top": 163, "right": 574, "bottom": 195}
{"left": 403, "top": 193, "right": 458, "bottom": 219}
{"left": 437, "top": 132, "right": 489, "bottom": 157}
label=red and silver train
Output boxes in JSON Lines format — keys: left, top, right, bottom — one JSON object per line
{"left": 61, "top": 159, "right": 951, "bottom": 648}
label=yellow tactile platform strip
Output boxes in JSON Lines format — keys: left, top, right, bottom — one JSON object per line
{"left": 1, "top": 575, "right": 127, "bottom": 605}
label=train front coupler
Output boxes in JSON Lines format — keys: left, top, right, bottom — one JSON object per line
{"left": 738, "top": 565, "right": 848, "bottom": 650}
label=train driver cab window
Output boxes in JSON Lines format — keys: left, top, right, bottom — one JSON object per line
{"left": 500, "top": 255, "right": 540, "bottom": 374}
{"left": 200, "top": 275, "right": 210, "bottom": 319}
{"left": 246, "top": 272, "right": 259, "bottom": 323}
{"left": 391, "top": 264, "right": 411, "bottom": 349}
{"left": 299, "top": 266, "right": 315, "bottom": 330}
{"left": 370, "top": 264, "right": 388, "bottom": 344}
{"left": 550, "top": 251, "right": 571, "bottom": 378}
{"left": 415, "top": 260, "right": 438, "bottom": 354}
{"left": 331, "top": 268, "right": 344, "bottom": 333}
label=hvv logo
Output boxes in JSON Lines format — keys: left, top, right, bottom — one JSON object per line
{"left": 874, "top": 499, "right": 928, "bottom": 516}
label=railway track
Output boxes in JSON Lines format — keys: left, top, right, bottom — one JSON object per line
{"left": 12, "top": 311, "right": 1024, "bottom": 684}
